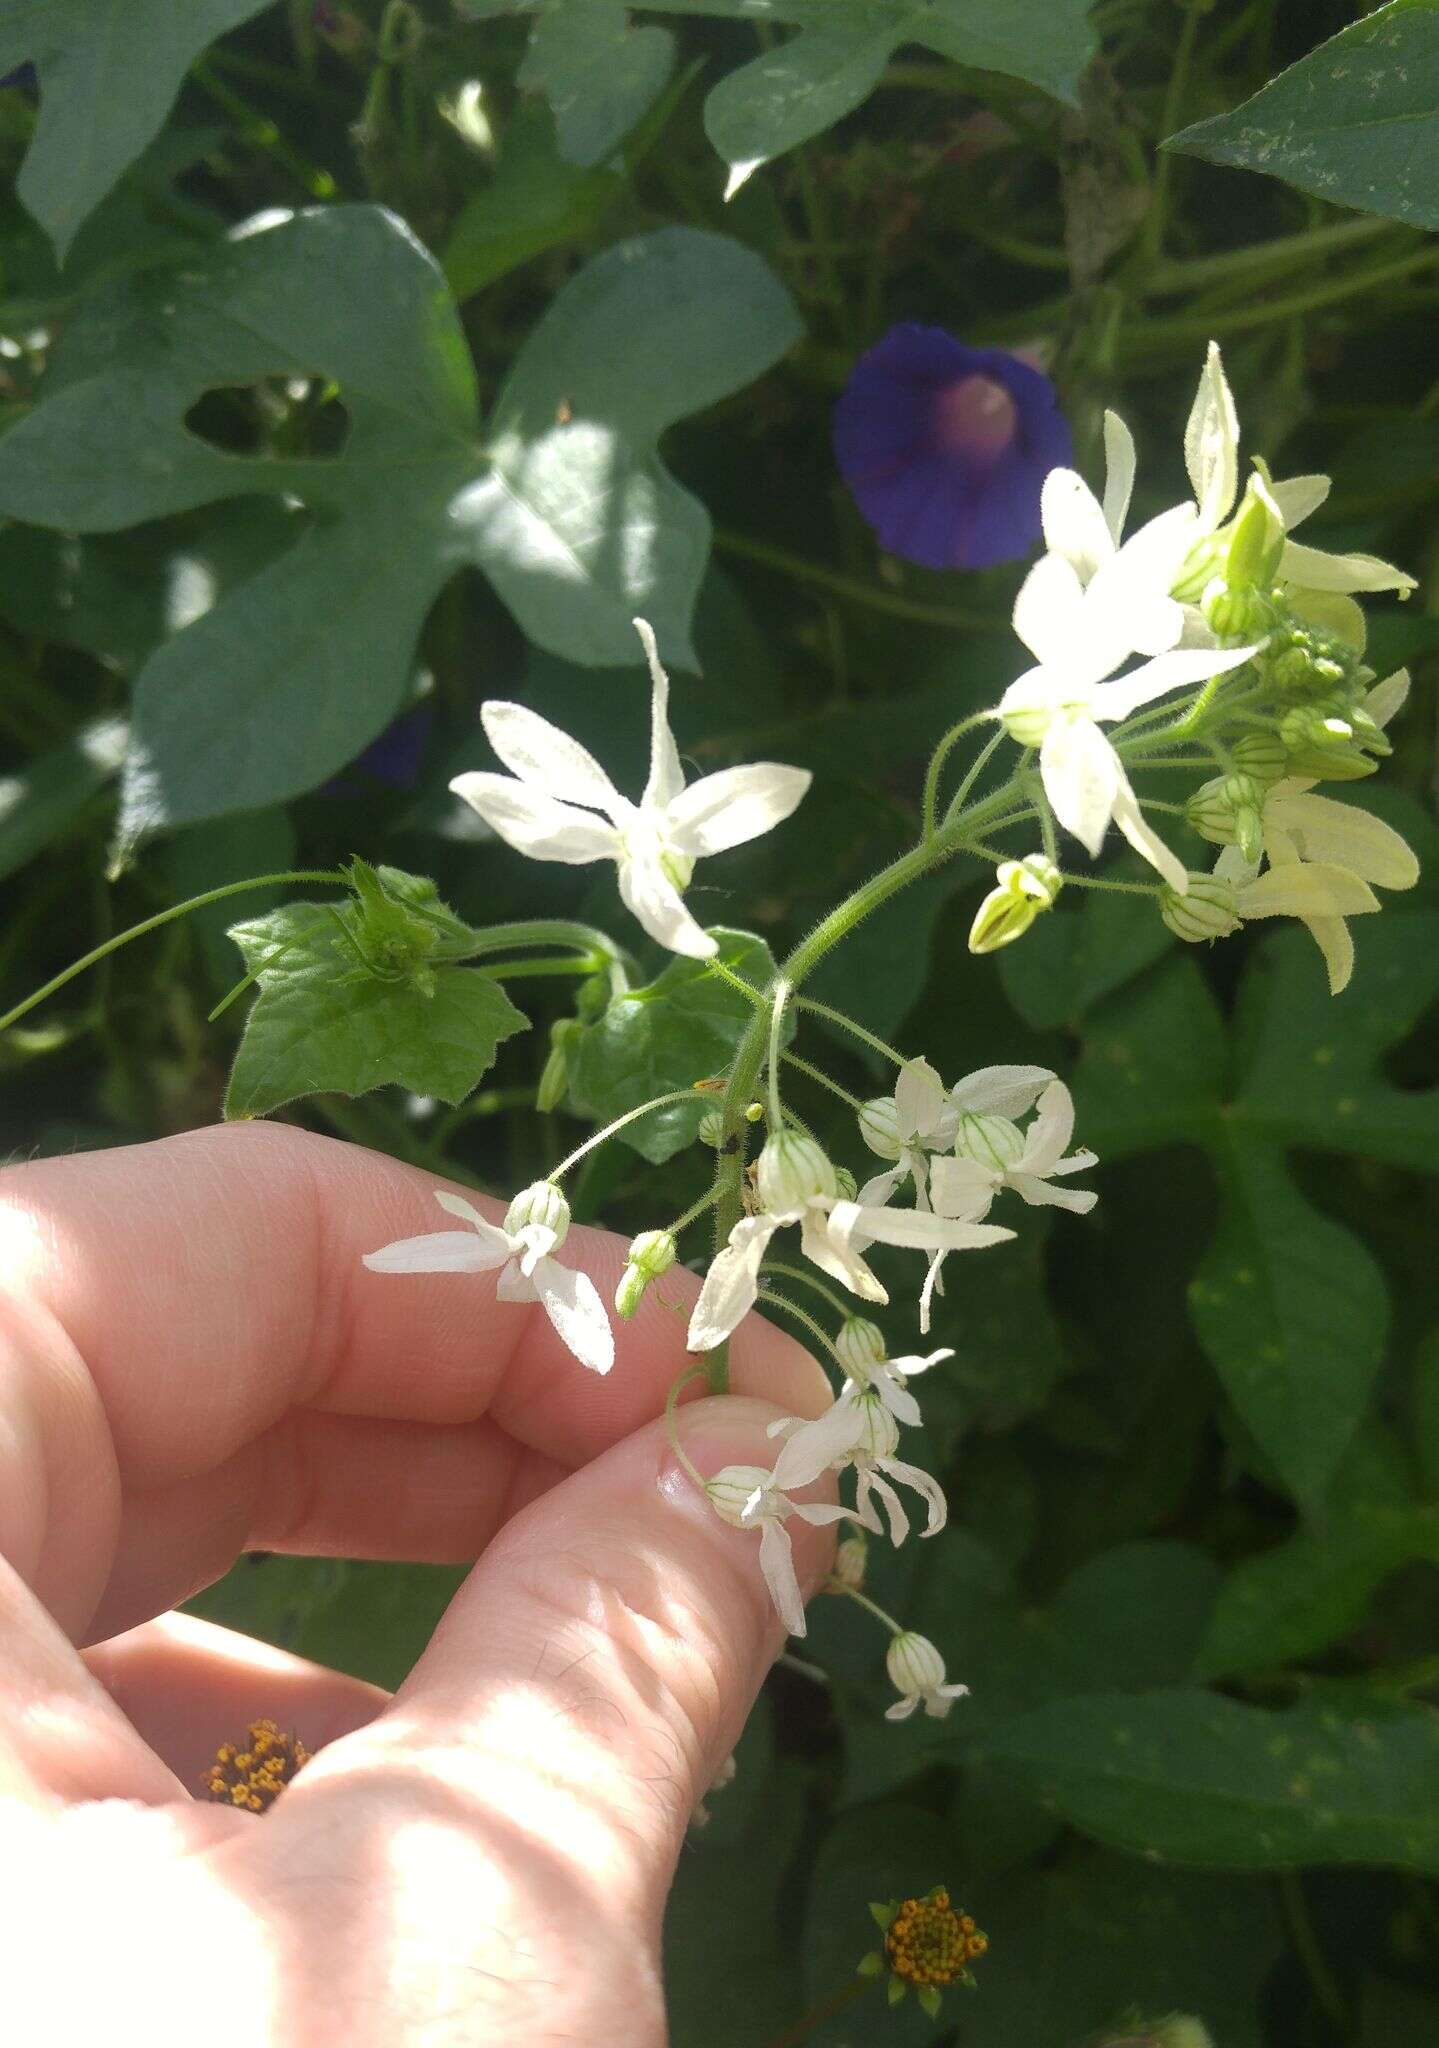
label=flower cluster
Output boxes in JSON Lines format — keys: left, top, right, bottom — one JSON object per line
{"left": 358, "top": 340, "right": 1418, "bottom": 1732}
{"left": 858, "top": 1885, "right": 989, "bottom": 2018}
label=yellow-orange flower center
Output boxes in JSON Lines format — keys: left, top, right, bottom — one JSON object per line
{"left": 200, "top": 1718, "right": 311, "bottom": 1813}
{"left": 884, "top": 1890, "right": 989, "bottom": 1986}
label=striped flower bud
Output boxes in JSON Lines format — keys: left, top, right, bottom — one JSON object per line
{"left": 1160, "top": 875, "right": 1240, "bottom": 944}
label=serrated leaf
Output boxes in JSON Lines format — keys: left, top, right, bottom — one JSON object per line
{"left": 567, "top": 927, "right": 780, "bottom": 1162}
{"left": 977, "top": 1688, "right": 1439, "bottom": 1873}
{"left": 0, "top": 208, "right": 799, "bottom": 836}
{"left": 1167, "top": 1, "right": 1439, "bottom": 230}
{"left": 0, "top": 0, "right": 270, "bottom": 259}
{"left": 224, "top": 891, "right": 527, "bottom": 1119}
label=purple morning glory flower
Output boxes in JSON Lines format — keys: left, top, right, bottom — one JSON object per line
{"left": 833, "top": 324, "right": 1073, "bottom": 572}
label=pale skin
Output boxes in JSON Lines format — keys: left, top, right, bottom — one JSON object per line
{"left": 0, "top": 1122, "right": 835, "bottom": 2046}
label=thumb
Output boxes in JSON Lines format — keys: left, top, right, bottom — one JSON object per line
{"left": 265, "top": 1395, "right": 835, "bottom": 2046}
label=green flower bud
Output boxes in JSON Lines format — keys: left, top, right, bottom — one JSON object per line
{"left": 1184, "top": 773, "right": 1265, "bottom": 864}
{"left": 536, "top": 1018, "right": 581, "bottom": 1113}
{"left": 834, "top": 1165, "right": 858, "bottom": 1200}
{"left": 836, "top": 1315, "right": 887, "bottom": 1376}
{"left": 1279, "top": 703, "right": 1376, "bottom": 780}
{"left": 1230, "top": 732, "right": 1288, "bottom": 785}
{"left": 756, "top": 1130, "right": 838, "bottom": 1212}
{"left": 614, "top": 1228, "right": 678, "bottom": 1317}
{"left": 955, "top": 1111, "right": 1024, "bottom": 1172}
{"left": 831, "top": 1529, "right": 870, "bottom": 1591}
{"left": 968, "top": 854, "right": 1063, "bottom": 954}
{"left": 503, "top": 1179, "right": 570, "bottom": 1243}
{"left": 859, "top": 1096, "right": 902, "bottom": 1159}
{"left": 1202, "top": 582, "right": 1274, "bottom": 642}
{"left": 705, "top": 1465, "right": 770, "bottom": 1527}
{"left": 1223, "top": 471, "right": 1286, "bottom": 590}
{"left": 697, "top": 1110, "right": 725, "bottom": 1147}
{"left": 1160, "top": 876, "right": 1240, "bottom": 943}
{"left": 575, "top": 972, "right": 610, "bottom": 1022}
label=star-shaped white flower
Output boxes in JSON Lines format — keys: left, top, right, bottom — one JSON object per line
{"left": 935, "top": 1077, "right": 1099, "bottom": 1218}
{"left": 705, "top": 1464, "right": 860, "bottom": 1638}
{"left": 685, "top": 1133, "right": 1015, "bottom": 1352}
{"left": 450, "top": 618, "right": 811, "bottom": 960}
{"left": 1185, "top": 341, "right": 1415, "bottom": 600}
{"left": 834, "top": 1315, "right": 953, "bottom": 1427}
{"left": 998, "top": 524, "right": 1257, "bottom": 891}
{"left": 856, "top": 1056, "right": 956, "bottom": 1207}
{"left": 885, "top": 1630, "right": 968, "bottom": 1722}
{"left": 363, "top": 1184, "right": 613, "bottom": 1375}
{"left": 770, "top": 1386, "right": 947, "bottom": 1546}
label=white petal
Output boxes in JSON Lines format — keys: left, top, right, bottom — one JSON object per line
{"left": 495, "top": 1259, "right": 536, "bottom": 1302}
{"left": 1042, "top": 716, "right": 1122, "bottom": 859}
{"left": 772, "top": 1399, "right": 865, "bottom": 1491}
{"left": 889, "top": 1348, "right": 954, "bottom": 1377}
{"left": 687, "top": 1216, "right": 780, "bottom": 1350}
{"left": 885, "top": 1694, "right": 920, "bottom": 1721}
{"left": 1017, "top": 1078, "right": 1075, "bottom": 1175}
{"left": 1185, "top": 340, "right": 1240, "bottom": 531}
{"left": 874, "top": 1375, "right": 923, "bottom": 1428}
{"left": 1305, "top": 914, "right": 1355, "bottom": 996}
{"left": 792, "top": 1501, "right": 868, "bottom": 1530}
{"left": 666, "top": 763, "right": 812, "bottom": 855}
{"left": 1101, "top": 409, "right": 1137, "bottom": 543}
{"left": 847, "top": 1202, "right": 1015, "bottom": 1255}
{"left": 856, "top": 1165, "right": 905, "bottom": 1209}
{"left": 1094, "top": 639, "right": 1256, "bottom": 723}
{"left": 1270, "top": 472, "right": 1330, "bottom": 532}
{"left": 449, "top": 772, "right": 619, "bottom": 864}
{"left": 1008, "top": 1174, "right": 1098, "bottom": 1214}
{"left": 480, "top": 700, "right": 625, "bottom": 813}
{"left": 927, "top": 1155, "right": 997, "bottom": 1222}
{"left": 918, "top": 1254, "right": 944, "bottom": 1336}
{"left": 1012, "top": 550, "right": 1085, "bottom": 665}
{"left": 1041, "top": 467, "right": 1113, "bottom": 582}
{"left": 881, "top": 1458, "right": 947, "bottom": 1536}
{"left": 632, "top": 617, "right": 688, "bottom": 813}
{"left": 799, "top": 1205, "right": 888, "bottom": 1303}
{"left": 1266, "top": 792, "right": 1418, "bottom": 891}
{"left": 532, "top": 1258, "right": 614, "bottom": 1375}
{"left": 363, "top": 1231, "right": 506, "bottom": 1274}
{"left": 617, "top": 845, "right": 716, "bottom": 958}
{"left": 893, "top": 1057, "right": 947, "bottom": 1144}
{"left": 433, "top": 1190, "right": 519, "bottom": 1256}
{"left": 1279, "top": 539, "right": 1417, "bottom": 597}
{"left": 1365, "top": 669, "right": 1410, "bottom": 732}
{"left": 950, "top": 1064, "right": 1054, "bottom": 1117}
{"left": 1112, "top": 778, "right": 1190, "bottom": 893}
{"left": 1238, "top": 862, "right": 1380, "bottom": 920}
{"left": 865, "top": 1470, "right": 910, "bottom": 1546}
{"left": 1087, "top": 503, "right": 1199, "bottom": 659}
{"left": 757, "top": 1518, "right": 807, "bottom": 1636}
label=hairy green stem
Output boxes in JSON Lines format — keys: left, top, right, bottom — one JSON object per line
{"left": 792, "top": 997, "right": 905, "bottom": 1066}
{"left": 781, "top": 1050, "right": 864, "bottom": 1113}
{"left": 549, "top": 1089, "right": 705, "bottom": 1181}
{"left": 0, "top": 871, "right": 346, "bottom": 1034}
{"left": 756, "top": 1288, "right": 843, "bottom": 1365}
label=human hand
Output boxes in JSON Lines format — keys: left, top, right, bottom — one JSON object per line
{"left": 0, "top": 1122, "right": 834, "bottom": 2046}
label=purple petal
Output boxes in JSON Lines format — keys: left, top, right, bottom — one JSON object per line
{"left": 833, "top": 324, "right": 1073, "bottom": 572}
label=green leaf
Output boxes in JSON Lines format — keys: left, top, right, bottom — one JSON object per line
{"left": 972, "top": 1849, "right": 1281, "bottom": 2048}
{"left": 1075, "top": 916, "right": 1439, "bottom": 1503}
{"left": 223, "top": 875, "right": 528, "bottom": 1118}
{"left": 997, "top": 875, "right": 1175, "bottom": 1033}
{"left": 802, "top": 1802, "right": 953, "bottom": 2047}
{"left": 978, "top": 1687, "right": 1439, "bottom": 1872}
{"left": 1167, "top": 1, "right": 1439, "bottom": 231}
{"left": 442, "top": 105, "right": 621, "bottom": 301}
{"left": 567, "top": 928, "right": 779, "bottom": 1162}
{"left": 1359, "top": 1976, "right": 1439, "bottom": 2045}
{"left": 0, "top": 0, "right": 270, "bottom": 259}
{"left": 0, "top": 209, "right": 799, "bottom": 835}
{"left": 0, "top": 717, "right": 126, "bottom": 882}
{"left": 186, "top": 1554, "right": 466, "bottom": 1689}
{"left": 520, "top": 2, "right": 674, "bottom": 166}
{"left": 1195, "top": 1427, "right": 1439, "bottom": 1679}
{"left": 463, "top": 1, "right": 1096, "bottom": 191}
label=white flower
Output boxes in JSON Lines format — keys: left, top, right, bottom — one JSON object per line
{"left": 705, "top": 1464, "right": 858, "bottom": 1638}
{"left": 771, "top": 1386, "right": 947, "bottom": 1545}
{"left": 998, "top": 529, "right": 1256, "bottom": 891}
{"left": 834, "top": 1315, "right": 953, "bottom": 1427}
{"left": 936, "top": 1077, "right": 1098, "bottom": 1219}
{"left": 1039, "top": 409, "right": 1138, "bottom": 586}
{"left": 856, "top": 1057, "right": 956, "bottom": 1206}
{"left": 450, "top": 617, "right": 811, "bottom": 960}
{"left": 884, "top": 1630, "right": 968, "bottom": 1722}
{"left": 1184, "top": 341, "right": 1415, "bottom": 599}
{"left": 685, "top": 1133, "right": 1015, "bottom": 1352}
{"left": 363, "top": 1182, "right": 613, "bottom": 1374}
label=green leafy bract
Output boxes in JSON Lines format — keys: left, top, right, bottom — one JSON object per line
{"left": 462, "top": 1, "right": 1096, "bottom": 190}
{"left": 1167, "top": 0, "right": 1439, "bottom": 230}
{"left": 978, "top": 1688, "right": 1439, "bottom": 1873}
{"left": 223, "top": 865, "right": 527, "bottom": 1118}
{"left": 567, "top": 927, "right": 782, "bottom": 1162}
{"left": 0, "top": 0, "right": 270, "bottom": 259}
{"left": 0, "top": 207, "right": 800, "bottom": 838}
{"left": 1076, "top": 912, "right": 1439, "bottom": 1505}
